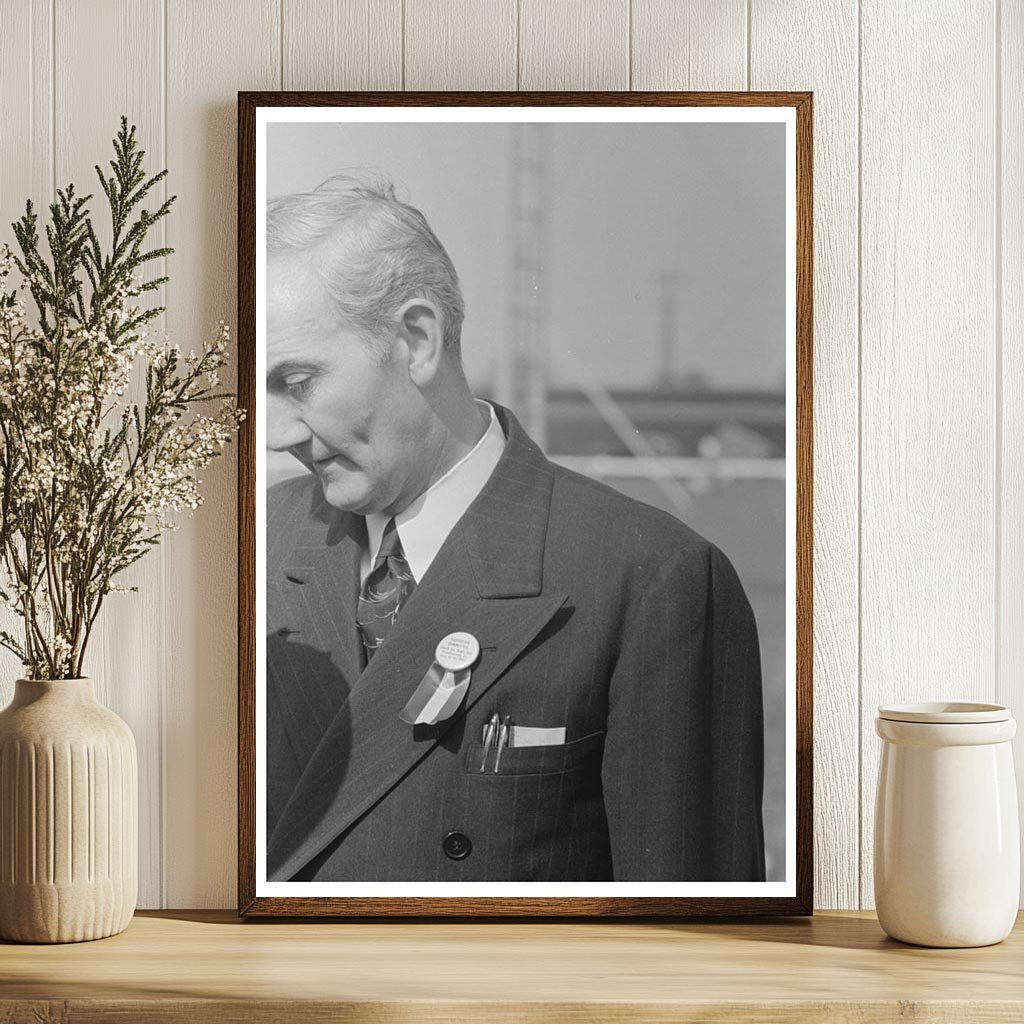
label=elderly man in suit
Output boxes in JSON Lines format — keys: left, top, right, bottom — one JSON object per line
{"left": 265, "top": 174, "right": 765, "bottom": 883}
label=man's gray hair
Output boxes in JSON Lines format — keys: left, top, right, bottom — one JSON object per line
{"left": 267, "top": 173, "right": 465, "bottom": 357}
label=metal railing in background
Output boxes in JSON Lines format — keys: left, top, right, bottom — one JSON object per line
{"left": 551, "top": 455, "right": 786, "bottom": 481}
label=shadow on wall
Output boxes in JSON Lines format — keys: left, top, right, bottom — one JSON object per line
{"left": 162, "top": 99, "right": 241, "bottom": 904}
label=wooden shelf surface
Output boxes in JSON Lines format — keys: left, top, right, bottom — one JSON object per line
{"left": 2, "top": 910, "right": 1023, "bottom": 1022}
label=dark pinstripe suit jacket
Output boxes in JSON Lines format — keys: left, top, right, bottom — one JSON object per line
{"left": 266, "top": 404, "right": 765, "bottom": 882}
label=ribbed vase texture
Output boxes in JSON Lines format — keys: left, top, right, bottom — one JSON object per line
{"left": 0, "top": 678, "right": 137, "bottom": 942}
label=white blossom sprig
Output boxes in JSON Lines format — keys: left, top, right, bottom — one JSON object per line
{"left": 0, "top": 118, "right": 243, "bottom": 680}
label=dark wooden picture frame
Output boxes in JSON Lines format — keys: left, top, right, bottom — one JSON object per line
{"left": 237, "top": 91, "right": 813, "bottom": 917}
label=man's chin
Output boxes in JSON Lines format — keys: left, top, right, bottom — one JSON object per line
{"left": 317, "top": 472, "right": 376, "bottom": 515}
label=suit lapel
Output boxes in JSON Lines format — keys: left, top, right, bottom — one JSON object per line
{"left": 268, "top": 486, "right": 366, "bottom": 759}
{"left": 268, "top": 408, "right": 567, "bottom": 881}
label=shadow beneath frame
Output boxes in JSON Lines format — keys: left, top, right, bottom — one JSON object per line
{"left": 131, "top": 908, "right": 907, "bottom": 952}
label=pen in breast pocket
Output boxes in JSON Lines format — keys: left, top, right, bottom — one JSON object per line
{"left": 480, "top": 713, "right": 500, "bottom": 771}
{"left": 493, "top": 715, "right": 512, "bottom": 773}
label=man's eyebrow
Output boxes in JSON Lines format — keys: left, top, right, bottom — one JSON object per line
{"left": 266, "top": 358, "right": 328, "bottom": 378}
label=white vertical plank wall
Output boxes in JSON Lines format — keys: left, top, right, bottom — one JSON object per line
{"left": 859, "top": 0, "right": 998, "bottom": 909}
{"left": 0, "top": 3, "right": 53, "bottom": 694}
{"left": 519, "top": 0, "right": 628, "bottom": 90}
{"left": 631, "top": 1, "right": 746, "bottom": 92}
{"left": 404, "top": 1, "right": 516, "bottom": 90}
{"left": 1001, "top": 0, "right": 1024, "bottom": 903}
{"left": 162, "top": 0, "right": 279, "bottom": 908}
{"left": 750, "top": 0, "right": 860, "bottom": 909}
{"left": 53, "top": 0, "right": 167, "bottom": 910}
{"left": 0, "top": 0, "right": 1018, "bottom": 910}
{"left": 283, "top": 0, "right": 402, "bottom": 91}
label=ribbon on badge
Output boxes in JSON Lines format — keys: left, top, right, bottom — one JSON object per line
{"left": 399, "top": 632, "right": 481, "bottom": 726}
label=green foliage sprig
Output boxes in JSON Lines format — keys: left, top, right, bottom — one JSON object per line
{"left": 0, "top": 117, "right": 243, "bottom": 679}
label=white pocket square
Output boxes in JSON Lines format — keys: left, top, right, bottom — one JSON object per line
{"left": 509, "top": 725, "right": 566, "bottom": 748}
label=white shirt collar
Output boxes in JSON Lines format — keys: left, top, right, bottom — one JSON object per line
{"left": 363, "top": 401, "right": 506, "bottom": 585}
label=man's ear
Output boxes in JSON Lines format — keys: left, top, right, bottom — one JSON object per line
{"left": 396, "top": 298, "right": 444, "bottom": 386}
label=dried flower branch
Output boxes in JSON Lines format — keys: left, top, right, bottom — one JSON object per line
{"left": 0, "top": 117, "right": 243, "bottom": 679}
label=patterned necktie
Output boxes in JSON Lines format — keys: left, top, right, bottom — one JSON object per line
{"left": 356, "top": 517, "right": 416, "bottom": 661}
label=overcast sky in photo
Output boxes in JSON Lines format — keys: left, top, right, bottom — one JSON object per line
{"left": 267, "top": 119, "right": 786, "bottom": 393}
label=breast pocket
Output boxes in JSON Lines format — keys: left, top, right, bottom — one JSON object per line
{"left": 463, "top": 730, "right": 605, "bottom": 777}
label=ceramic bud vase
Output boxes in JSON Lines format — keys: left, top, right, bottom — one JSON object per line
{"left": 0, "top": 678, "right": 137, "bottom": 943}
{"left": 874, "top": 702, "right": 1019, "bottom": 948}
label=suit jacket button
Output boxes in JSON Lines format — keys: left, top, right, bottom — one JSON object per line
{"left": 442, "top": 831, "right": 472, "bottom": 860}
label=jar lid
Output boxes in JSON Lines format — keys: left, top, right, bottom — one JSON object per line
{"left": 877, "top": 701, "right": 1011, "bottom": 724}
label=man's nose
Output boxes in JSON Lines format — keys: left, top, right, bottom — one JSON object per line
{"left": 266, "top": 395, "right": 312, "bottom": 452}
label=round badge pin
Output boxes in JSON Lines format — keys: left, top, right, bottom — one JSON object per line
{"left": 435, "top": 632, "right": 481, "bottom": 673}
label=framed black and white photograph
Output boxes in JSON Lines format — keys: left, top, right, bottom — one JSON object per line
{"left": 237, "top": 92, "right": 812, "bottom": 917}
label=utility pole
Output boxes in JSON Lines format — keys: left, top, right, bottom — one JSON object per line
{"left": 656, "top": 269, "right": 683, "bottom": 389}
{"left": 498, "top": 123, "right": 549, "bottom": 450}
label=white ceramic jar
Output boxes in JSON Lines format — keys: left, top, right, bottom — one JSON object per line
{"left": 874, "top": 702, "right": 1019, "bottom": 947}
